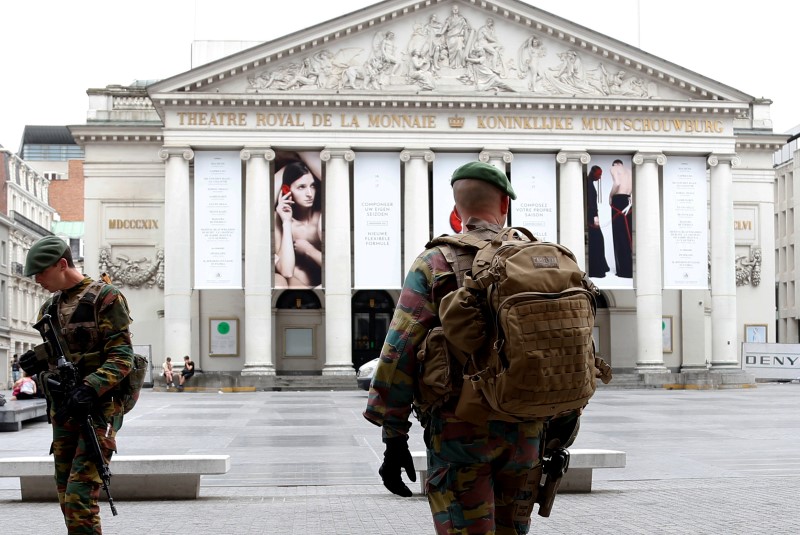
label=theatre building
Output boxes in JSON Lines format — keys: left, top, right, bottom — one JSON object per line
{"left": 68, "top": 0, "right": 785, "bottom": 387}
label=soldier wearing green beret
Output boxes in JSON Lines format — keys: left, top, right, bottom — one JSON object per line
{"left": 20, "top": 236, "right": 134, "bottom": 534}
{"left": 364, "top": 161, "right": 545, "bottom": 534}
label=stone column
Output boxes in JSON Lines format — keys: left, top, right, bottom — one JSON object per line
{"left": 480, "top": 149, "right": 512, "bottom": 226}
{"left": 159, "top": 147, "right": 194, "bottom": 360}
{"left": 479, "top": 149, "right": 513, "bottom": 172}
{"left": 400, "top": 149, "right": 434, "bottom": 274}
{"left": 709, "top": 154, "right": 740, "bottom": 368}
{"left": 556, "top": 151, "right": 589, "bottom": 270}
{"left": 633, "top": 152, "right": 668, "bottom": 372}
{"left": 321, "top": 148, "right": 356, "bottom": 376}
{"left": 241, "top": 147, "right": 276, "bottom": 375}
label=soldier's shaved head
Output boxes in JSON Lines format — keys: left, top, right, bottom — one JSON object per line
{"left": 452, "top": 179, "right": 509, "bottom": 226}
{"left": 453, "top": 179, "right": 503, "bottom": 211}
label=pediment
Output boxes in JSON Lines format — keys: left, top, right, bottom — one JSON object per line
{"left": 148, "top": 0, "right": 752, "bottom": 107}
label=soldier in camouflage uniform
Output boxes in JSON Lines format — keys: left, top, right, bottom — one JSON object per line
{"left": 20, "top": 236, "right": 134, "bottom": 535}
{"left": 364, "top": 162, "right": 544, "bottom": 534}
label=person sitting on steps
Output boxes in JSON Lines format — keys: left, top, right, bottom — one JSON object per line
{"left": 177, "top": 356, "right": 195, "bottom": 392}
{"left": 162, "top": 357, "right": 175, "bottom": 389}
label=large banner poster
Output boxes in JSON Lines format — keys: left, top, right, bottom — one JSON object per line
{"left": 510, "top": 154, "right": 557, "bottom": 243}
{"left": 273, "top": 151, "right": 324, "bottom": 289}
{"left": 586, "top": 155, "right": 634, "bottom": 289}
{"left": 353, "top": 152, "right": 402, "bottom": 289}
{"left": 663, "top": 156, "right": 708, "bottom": 289}
{"left": 432, "top": 153, "right": 480, "bottom": 237}
{"left": 194, "top": 151, "right": 242, "bottom": 289}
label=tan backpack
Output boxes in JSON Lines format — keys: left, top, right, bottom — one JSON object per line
{"left": 430, "top": 227, "right": 605, "bottom": 421}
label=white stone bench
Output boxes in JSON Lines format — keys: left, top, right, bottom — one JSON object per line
{"left": 0, "top": 398, "right": 48, "bottom": 431}
{"left": 411, "top": 448, "right": 625, "bottom": 494}
{"left": 0, "top": 454, "right": 231, "bottom": 500}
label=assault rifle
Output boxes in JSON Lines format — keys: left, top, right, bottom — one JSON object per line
{"left": 33, "top": 314, "right": 118, "bottom": 516}
{"left": 536, "top": 447, "right": 570, "bottom": 517}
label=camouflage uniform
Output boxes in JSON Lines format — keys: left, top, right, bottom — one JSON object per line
{"left": 38, "top": 277, "right": 134, "bottom": 535}
{"left": 364, "top": 219, "right": 544, "bottom": 535}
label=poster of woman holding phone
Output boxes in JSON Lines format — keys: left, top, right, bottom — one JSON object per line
{"left": 274, "top": 151, "right": 323, "bottom": 288}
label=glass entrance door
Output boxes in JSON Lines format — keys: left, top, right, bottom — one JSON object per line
{"left": 352, "top": 291, "right": 394, "bottom": 370}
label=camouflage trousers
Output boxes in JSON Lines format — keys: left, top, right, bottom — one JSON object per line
{"left": 425, "top": 413, "right": 544, "bottom": 535}
{"left": 51, "top": 417, "right": 118, "bottom": 534}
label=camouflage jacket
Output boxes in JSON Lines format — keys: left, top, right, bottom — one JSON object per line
{"left": 38, "top": 277, "right": 134, "bottom": 398}
{"left": 363, "top": 218, "right": 502, "bottom": 439}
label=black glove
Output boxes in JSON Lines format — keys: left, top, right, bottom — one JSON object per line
{"left": 379, "top": 436, "right": 417, "bottom": 497}
{"left": 19, "top": 349, "right": 43, "bottom": 376}
{"left": 64, "top": 385, "right": 97, "bottom": 421}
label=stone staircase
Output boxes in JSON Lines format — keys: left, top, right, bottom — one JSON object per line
{"left": 150, "top": 369, "right": 755, "bottom": 393}
{"left": 151, "top": 372, "right": 358, "bottom": 393}
{"left": 596, "top": 373, "right": 649, "bottom": 390}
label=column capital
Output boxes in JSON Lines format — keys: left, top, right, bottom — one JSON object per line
{"left": 479, "top": 150, "right": 513, "bottom": 164}
{"left": 707, "top": 153, "right": 740, "bottom": 168}
{"left": 158, "top": 147, "right": 194, "bottom": 162}
{"left": 240, "top": 147, "right": 276, "bottom": 161}
{"left": 633, "top": 152, "right": 667, "bottom": 166}
{"left": 556, "top": 151, "right": 590, "bottom": 165}
{"left": 320, "top": 148, "right": 355, "bottom": 162}
{"left": 400, "top": 149, "right": 435, "bottom": 162}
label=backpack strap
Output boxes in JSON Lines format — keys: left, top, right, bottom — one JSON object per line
{"left": 72, "top": 280, "right": 105, "bottom": 324}
{"left": 428, "top": 228, "right": 499, "bottom": 288}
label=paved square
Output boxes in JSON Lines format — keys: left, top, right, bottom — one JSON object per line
{"left": 2, "top": 385, "right": 799, "bottom": 533}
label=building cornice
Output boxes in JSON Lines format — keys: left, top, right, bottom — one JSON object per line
{"left": 70, "top": 125, "right": 164, "bottom": 146}
{"left": 147, "top": 93, "right": 748, "bottom": 117}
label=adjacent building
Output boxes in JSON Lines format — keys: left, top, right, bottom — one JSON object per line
{"left": 0, "top": 144, "right": 56, "bottom": 384}
{"left": 19, "top": 125, "right": 86, "bottom": 263}
{"left": 774, "top": 125, "right": 800, "bottom": 342}
{"left": 68, "top": 0, "right": 785, "bottom": 386}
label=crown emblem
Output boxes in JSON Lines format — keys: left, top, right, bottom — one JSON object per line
{"left": 448, "top": 115, "right": 465, "bottom": 128}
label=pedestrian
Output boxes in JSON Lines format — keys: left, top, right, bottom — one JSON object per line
{"left": 19, "top": 235, "right": 134, "bottom": 534}
{"left": 11, "top": 354, "right": 21, "bottom": 383}
{"left": 162, "top": 357, "right": 175, "bottom": 389}
{"left": 177, "top": 355, "right": 195, "bottom": 391}
{"left": 11, "top": 370, "right": 37, "bottom": 400}
{"left": 364, "top": 162, "right": 546, "bottom": 534}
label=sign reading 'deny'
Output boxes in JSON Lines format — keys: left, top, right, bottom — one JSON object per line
{"left": 742, "top": 343, "right": 800, "bottom": 380}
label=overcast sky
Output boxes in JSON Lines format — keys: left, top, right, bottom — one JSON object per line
{"left": 1, "top": 0, "right": 796, "bottom": 151}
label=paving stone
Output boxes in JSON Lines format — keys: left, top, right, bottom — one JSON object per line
{"left": 1, "top": 385, "right": 799, "bottom": 533}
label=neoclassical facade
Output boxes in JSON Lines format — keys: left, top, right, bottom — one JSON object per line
{"left": 69, "top": 0, "right": 784, "bottom": 385}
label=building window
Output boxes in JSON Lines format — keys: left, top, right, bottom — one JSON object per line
{"left": 43, "top": 172, "right": 66, "bottom": 181}
{"left": 284, "top": 328, "right": 314, "bottom": 357}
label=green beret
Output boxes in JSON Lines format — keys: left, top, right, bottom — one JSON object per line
{"left": 24, "top": 236, "right": 68, "bottom": 276}
{"left": 451, "top": 161, "right": 516, "bottom": 200}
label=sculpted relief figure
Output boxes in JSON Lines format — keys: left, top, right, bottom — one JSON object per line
{"left": 376, "top": 31, "right": 402, "bottom": 76}
{"left": 463, "top": 44, "right": 514, "bottom": 92}
{"left": 543, "top": 49, "right": 596, "bottom": 94}
{"left": 441, "top": 5, "right": 473, "bottom": 69}
{"left": 474, "top": 18, "right": 506, "bottom": 77}
{"left": 406, "top": 21, "right": 438, "bottom": 90}
{"left": 423, "top": 14, "right": 446, "bottom": 71}
{"left": 243, "top": 8, "right": 659, "bottom": 98}
{"left": 408, "top": 49, "right": 436, "bottom": 90}
{"left": 518, "top": 35, "right": 547, "bottom": 92}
